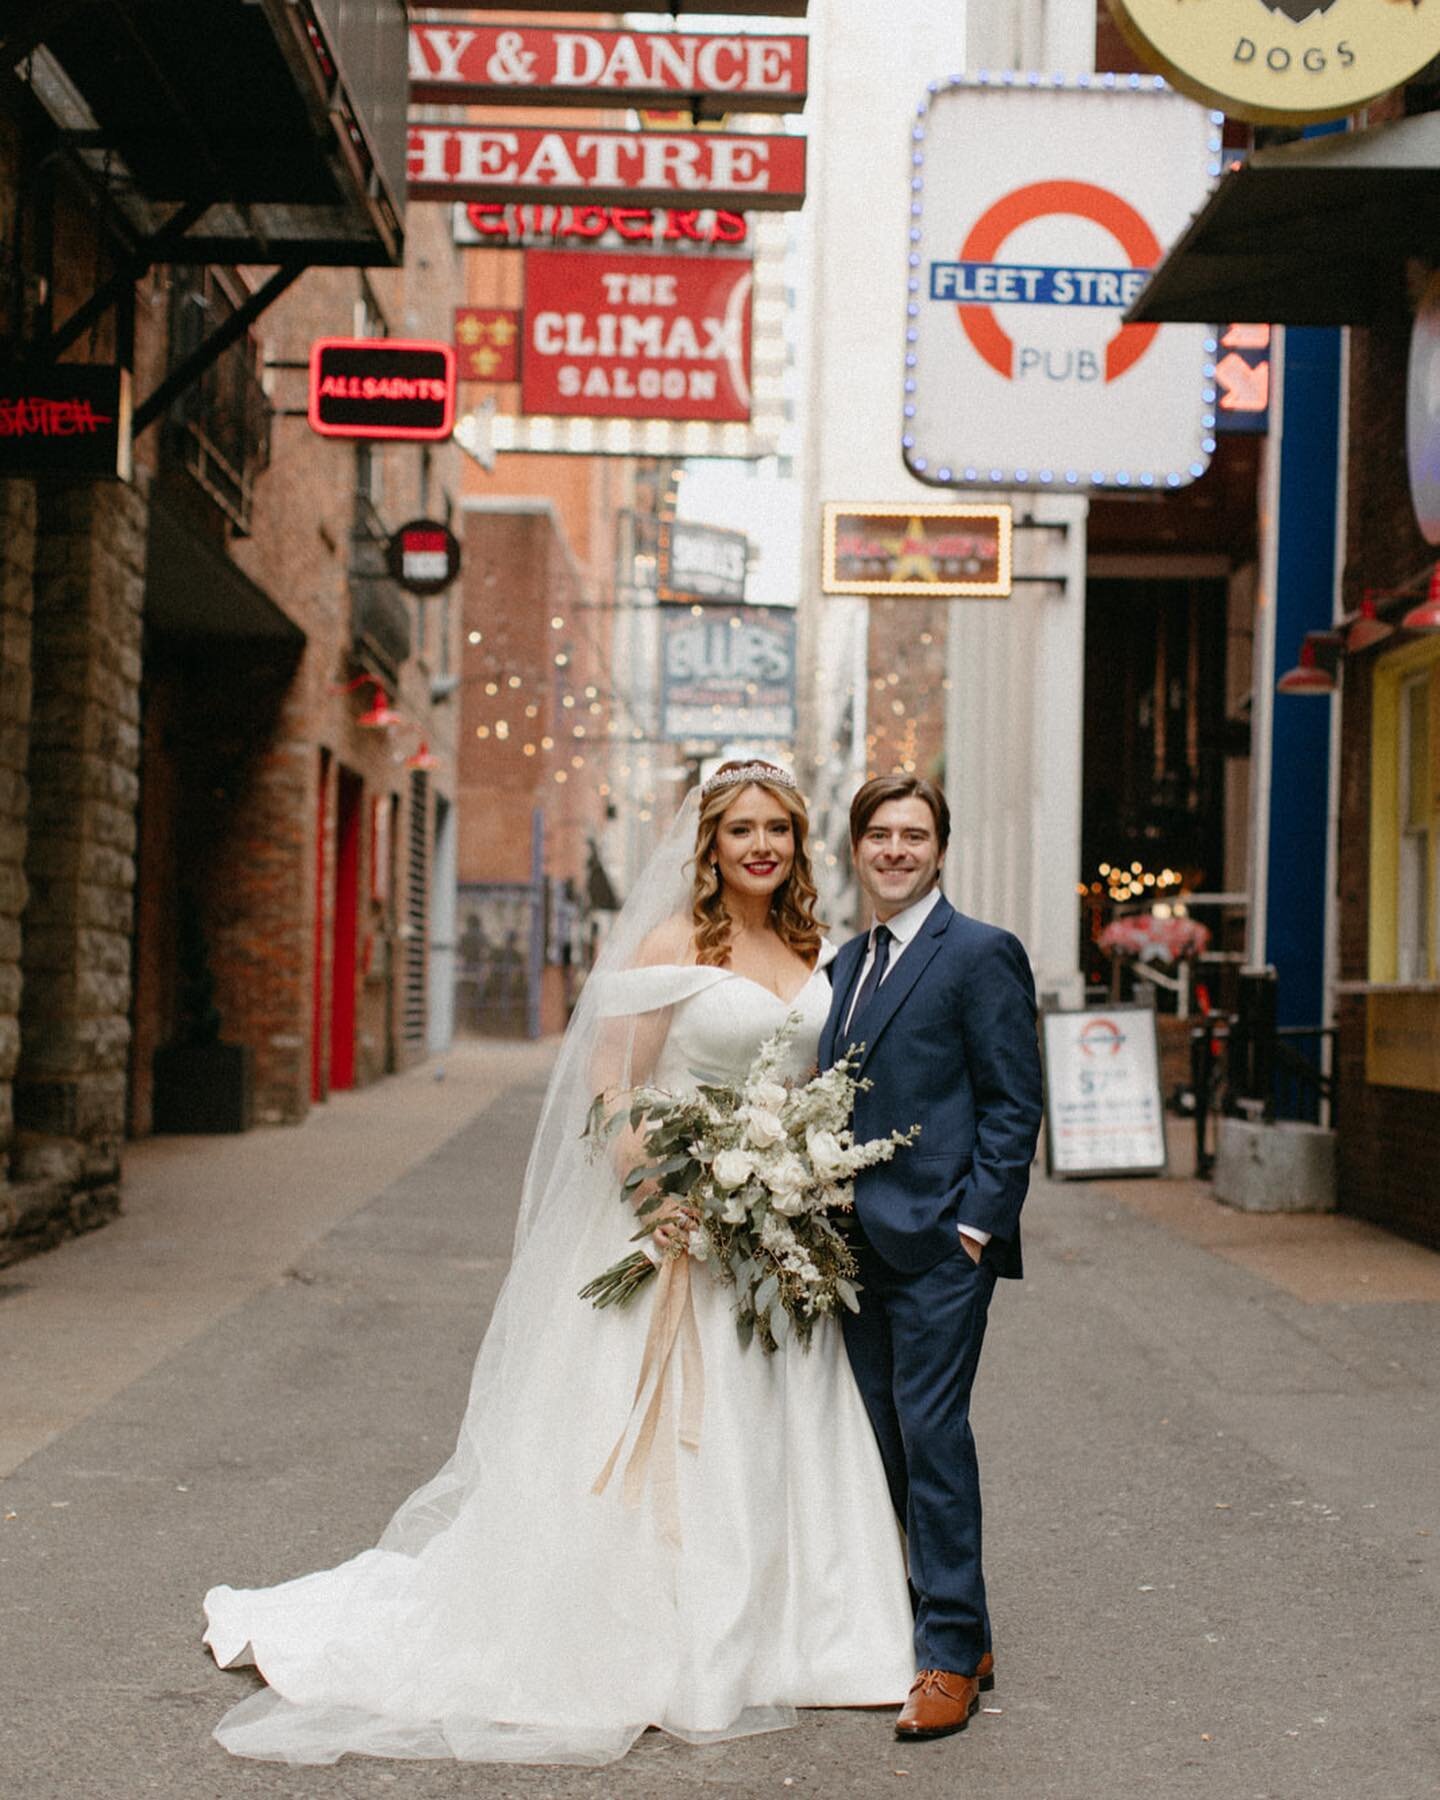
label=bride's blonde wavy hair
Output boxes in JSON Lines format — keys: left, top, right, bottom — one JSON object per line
{"left": 691, "top": 763, "right": 824, "bottom": 968}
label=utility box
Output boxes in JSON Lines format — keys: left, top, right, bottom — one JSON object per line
{"left": 1213, "top": 1117, "right": 1337, "bottom": 1213}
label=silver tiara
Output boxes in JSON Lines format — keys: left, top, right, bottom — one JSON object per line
{"left": 700, "top": 762, "right": 799, "bottom": 799}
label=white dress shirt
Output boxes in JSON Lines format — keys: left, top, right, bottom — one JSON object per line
{"left": 845, "top": 886, "right": 989, "bottom": 1250}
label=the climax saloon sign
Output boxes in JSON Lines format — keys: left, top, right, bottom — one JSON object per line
{"left": 1107, "top": 0, "right": 1440, "bottom": 124}
{"left": 523, "top": 251, "right": 752, "bottom": 422}
{"left": 408, "top": 126, "right": 806, "bottom": 211}
{"left": 409, "top": 25, "right": 806, "bottom": 115}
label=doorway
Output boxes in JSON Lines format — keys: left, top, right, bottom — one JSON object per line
{"left": 330, "top": 767, "right": 363, "bottom": 1091}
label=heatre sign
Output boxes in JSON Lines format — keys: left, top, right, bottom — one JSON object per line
{"left": 904, "top": 78, "right": 1216, "bottom": 495}
{"left": 409, "top": 25, "right": 807, "bottom": 116}
{"left": 308, "top": 339, "right": 456, "bottom": 440}
{"left": 522, "top": 251, "right": 752, "bottom": 422}
{"left": 407, "top": 126, "right": 806, "bottom": 212}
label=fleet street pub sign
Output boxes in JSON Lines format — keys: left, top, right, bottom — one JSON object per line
{"left": 903, "top": 76, "right": 1217, "bottom": 496}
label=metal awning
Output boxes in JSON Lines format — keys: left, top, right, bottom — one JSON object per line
{"left": 146, "top": 499, "right": 306, "bottom": 644}
{"left": 1126, "top": 112, "right": 1440, "bottom": 327}
{"left": 5, "top": 0, "right": 406, "bottom": 266}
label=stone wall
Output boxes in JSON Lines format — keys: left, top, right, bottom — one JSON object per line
{"left": 6, "top": 479, "right": 145, "bottom": 1260}
{"left": 0, "top": 481, "right": 35, "bottom": 1252}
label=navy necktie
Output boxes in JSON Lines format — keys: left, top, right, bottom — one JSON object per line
{"left": 847, "top": 924, "right": 892, "bottom": 1042}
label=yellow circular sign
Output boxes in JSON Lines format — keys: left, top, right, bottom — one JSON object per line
{"left": 1107, "top": 0, "right": 1440, "bottom": 125}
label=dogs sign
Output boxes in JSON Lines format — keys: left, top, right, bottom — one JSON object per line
{"left": 1106, "top": 0, "right": 1440, "bottom": 125}
{"left": 903, "top": 77, "right": 1217, "bottom": 495}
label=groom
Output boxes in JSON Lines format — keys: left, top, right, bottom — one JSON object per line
{"left": 820, "top": 774, "right": 1043, "bottom": 1741}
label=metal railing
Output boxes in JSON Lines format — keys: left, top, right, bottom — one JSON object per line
{"left": 166, "top": 273, "right": 273, "bottom": 533}
{"left": 1189, "top": 969, "right": 1338, "bottom": 1177}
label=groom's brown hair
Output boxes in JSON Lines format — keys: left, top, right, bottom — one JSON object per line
{"left": 849, "top": 775, "right": 950, "bottom": 852}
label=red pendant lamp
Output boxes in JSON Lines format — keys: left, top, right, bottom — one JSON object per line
{"left": 405, "top": 739, "right": 441, "bottom": 770}
{"left": 357, "top": 686, "right": 406, "bottom": 729}
{"left": 1346, "top": 593, "right": 1394, "bottom": 652}
{"left": 1401, "top": 564, "right": 1440, "bottom": 632}
{"left": 1276, "top": 634, "right": 1338, "bottom": 694}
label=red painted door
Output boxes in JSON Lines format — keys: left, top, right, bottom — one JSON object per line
{"left": 330, "top": 768, "right": 362, "bottom": 1091}
{"left": 311, "top": 749, "right": 330, "bottom": 1104}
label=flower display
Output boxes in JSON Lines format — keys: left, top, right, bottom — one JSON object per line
{"left": 580, "top": 1017, "right": 919, "bottom": 1352}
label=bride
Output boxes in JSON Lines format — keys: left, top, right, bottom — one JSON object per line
{"left": 203, "top": 761, "right": 913, "bottom": 1766}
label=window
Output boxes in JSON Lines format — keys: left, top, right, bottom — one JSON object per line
{"left": 1399, "top": 672, "right": 1434, "bottom": 981}
{"left": 1371, "top": 644, "right": 1440, "bottom": 983}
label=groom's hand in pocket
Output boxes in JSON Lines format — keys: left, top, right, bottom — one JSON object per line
{"left": 960, "top": 1232, "right": 984, "bottom": 1265}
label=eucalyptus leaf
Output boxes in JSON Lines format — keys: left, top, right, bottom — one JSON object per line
{"left": 734, "top": 1310, "right": 755, "bottom": 1351}
{"left": 754, "top": 1273, "right": 779, "bottom": 1315}
{"left": 835, "top": 1277, "right": 862, "bottom": 1314}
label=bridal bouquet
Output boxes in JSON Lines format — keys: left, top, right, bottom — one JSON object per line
{"left": 580, "top": 1018, "right": 918, "bottom": 1352}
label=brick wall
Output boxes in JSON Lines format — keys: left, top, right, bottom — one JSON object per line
{"left": 457, "top": 503, "right": 609, "bottom": 1035}
{"left": 1334, "top": 311, "right": 1440, "bottom": 1249}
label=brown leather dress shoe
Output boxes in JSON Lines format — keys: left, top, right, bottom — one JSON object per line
{"left": 975, "top": 1649, "right": 996, "bottom": 1692}
{"left": 894, "top": 1669, "right": 981, "bottom": 1739}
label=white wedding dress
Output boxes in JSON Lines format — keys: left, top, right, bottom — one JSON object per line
{"left": 204, "top": 956, "right": 914, "bottom": 1766}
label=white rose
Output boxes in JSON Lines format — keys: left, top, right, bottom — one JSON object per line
{"left": 743, "top": 1107, "right": 786, "bottom": 1150}
{"left": 748, "top": 1078, "right": 790, "bottom": 1114}
{"left": 806, "top": 1128, "right": 848, "bottom": 1182}
{"left": 712, "top": 1148, "right": 755, "bottom": 1190}
{"left": 764, "top": 1151, "right": 811, "bottom": 1214}
{"left": 720, "top": 1191, "right": 749, "bottom": 1225}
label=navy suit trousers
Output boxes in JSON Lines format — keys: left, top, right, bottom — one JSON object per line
{"left": 841, "top": 1233, "right": 997, "bottom": 1674}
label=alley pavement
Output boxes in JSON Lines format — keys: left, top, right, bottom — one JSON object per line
{"left": 2, "top": 1040, "right": 1438, "bottom": 1800}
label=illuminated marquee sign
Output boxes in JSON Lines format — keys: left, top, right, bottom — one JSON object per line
{"left": 522, "top": 251, "right": 753, "bottom": 423}
{"left": 408, "top": 125, "right": 807, "bottom": 212}
{"left": 454, "top": 203, "right": 748, "bottom": 251}
{"left": 1107, "top": 0, "right": 1440, "bottom": 126}
{"left": 308, "top": 339, "right": 456, "bottom": 441}
{"left": 386, "top": 518, "right": 461, "bottom": 597}
{"left": 905, "top": 78, "right": 1215, "bottom": 495}
{"left": 455, "top": 308, "right": 521, "bottom": 383}
{"left": 821, "top": 503, "right": 1012, "bottom": 598}
{"left": 409, "top": 25, "right": 807, "bottom": 116}
{"left": 0, "top": 363, "right": 131, "bottom": 479}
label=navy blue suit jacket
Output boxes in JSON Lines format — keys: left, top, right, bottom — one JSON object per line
{"left": 819, "top": 894, "right": 1043, "bottom": 1279}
